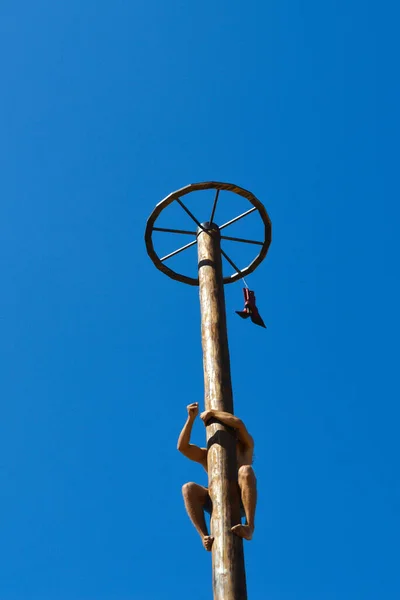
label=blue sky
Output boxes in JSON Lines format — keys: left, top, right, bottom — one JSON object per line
{"left": 1, "top": 1, "right": 399, "bottom": 599}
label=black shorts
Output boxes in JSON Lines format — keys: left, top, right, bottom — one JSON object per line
{"left": 204, "top": 495, "right": 246, "bottom": 519}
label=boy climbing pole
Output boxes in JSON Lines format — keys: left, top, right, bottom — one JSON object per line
{"left": 177, "top": 402, "right": 257, "bottom": 551}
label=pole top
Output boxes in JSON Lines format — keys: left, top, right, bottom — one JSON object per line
{"left": 145, "top": 181, "right": 272, "bottom": 286}
{"left": 197, "top": 222, "right": 220, "bottom": 237}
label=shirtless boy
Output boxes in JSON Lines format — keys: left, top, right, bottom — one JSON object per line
{"left": 177, "top": 402, "right": 257, "bottom": 551}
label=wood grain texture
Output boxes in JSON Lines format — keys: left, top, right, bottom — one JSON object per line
{"left": 197, "top": 225, "right": 247, "bottom": 600}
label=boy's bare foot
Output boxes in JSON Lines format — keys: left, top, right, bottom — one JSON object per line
{"left": 202, "top": 535, "right": 214, "bottom": 551}
{"left": 231, "top": 524, "right": 254, "bottom": 540}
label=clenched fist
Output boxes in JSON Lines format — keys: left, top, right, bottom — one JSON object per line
{"left": 200, "top": 410, "right": 214, "bottom": 425}
{"left": 187, "top": 402, "right": 199, "bottom": 419}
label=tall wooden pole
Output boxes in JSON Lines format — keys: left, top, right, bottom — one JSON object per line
{"left": 197, "top": 222, "right": 247, "bottom": 600}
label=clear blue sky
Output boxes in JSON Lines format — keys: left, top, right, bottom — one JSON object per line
{"left": 1, "top": 1, "right": 399, "bottom": 599}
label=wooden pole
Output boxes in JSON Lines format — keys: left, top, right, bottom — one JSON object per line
{"left": 197, "top": 223, "right": 247, "bottom": 600}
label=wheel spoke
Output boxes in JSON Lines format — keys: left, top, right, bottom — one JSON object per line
{"left": 219, "top": 207, "right": 257, "bottom": 231}
{"left": 209, "top": 189, "right": 220, "bottom": 224}
{"left": 153, "top": 227, "right": 197, "bottom": 235}
{"left": 220, "top": 248, "right": 244, "bottom": 277}
{"left": 221, "top": 235, "right": 263, "bottom": 246}
{"left": 176, "top": 198, "right": 204, "bottom": 229}
{"left": 160, "top": 239, "right": 198, "bottom": 262}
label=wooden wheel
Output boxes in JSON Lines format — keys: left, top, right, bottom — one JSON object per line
{"left": 145, "top": 181, "right": 272, "bottom": 286}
